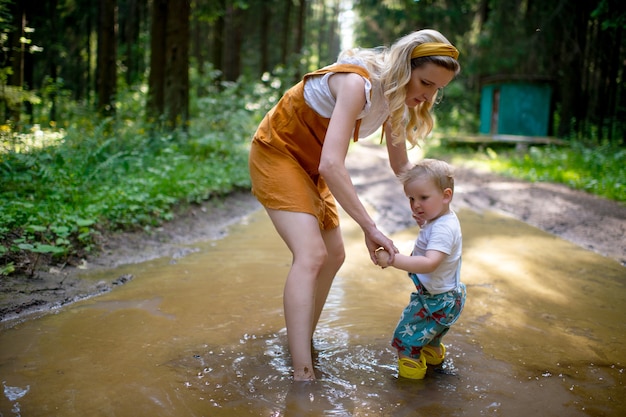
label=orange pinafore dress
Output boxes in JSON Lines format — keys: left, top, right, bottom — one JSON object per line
{"left": 248, "top": 64, "right": 371, "bottom": 230}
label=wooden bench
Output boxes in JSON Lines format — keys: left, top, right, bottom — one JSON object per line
{"left": 439, "top": 134, "right": 567, "bottom": 150}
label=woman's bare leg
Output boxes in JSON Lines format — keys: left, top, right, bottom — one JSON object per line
{"left": 312, "top": 226, "right": 345, "bottom": 330}
{"left": 266, "top": 209, "right": 343, "bottom": 381}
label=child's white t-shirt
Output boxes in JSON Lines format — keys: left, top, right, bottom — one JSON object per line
{"left": 412, "top": 210, "right": 462, "bottom": 294}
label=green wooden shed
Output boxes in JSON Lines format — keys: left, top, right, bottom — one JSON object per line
{"left": 479, "top": 75, "right": 553, "bottom": 137}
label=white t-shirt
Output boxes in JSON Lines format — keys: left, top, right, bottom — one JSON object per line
{"left": 303, "top": 57, "right": 389, "bottom": 139}
{"left": 412, "top": 210, "right": 462, "bottom": 294}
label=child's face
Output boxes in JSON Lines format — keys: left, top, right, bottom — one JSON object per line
{"left": 404, "top": 177, "right": 452, "bottom": 223}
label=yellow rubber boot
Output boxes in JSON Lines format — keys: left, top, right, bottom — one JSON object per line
{"left": 422, "top": 343, "right": 446, "bottom": 365}
{"left": 398, "top": 355, "right": 427, "bottom": 379}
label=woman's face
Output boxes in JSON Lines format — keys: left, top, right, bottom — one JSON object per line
{"left": 405, "top": 62, "right": 456, "bottom": 108}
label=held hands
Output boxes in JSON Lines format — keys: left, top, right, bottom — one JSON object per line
{"left": 375, "top": 248, "right": 391, "bottom": 268}
{"left": 364, "top": 228, "right": 397, "bottom": 266}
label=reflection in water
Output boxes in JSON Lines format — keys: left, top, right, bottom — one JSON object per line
{"left": 0, "top": 209, "right": 625, "bottom": 416}
{"left": 77, "top": 297, "right": 176, "bottom": 319}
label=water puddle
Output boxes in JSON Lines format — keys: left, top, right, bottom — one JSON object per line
{"left": 1, "top": 208, "right": 624, "bottom": 416}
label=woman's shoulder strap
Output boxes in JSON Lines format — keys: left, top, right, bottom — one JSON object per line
{"left": 303, "top": 63, "right": 371, "bottom": 81}
{"left": 302, "top": 64, "right": 371, "bottom": 142}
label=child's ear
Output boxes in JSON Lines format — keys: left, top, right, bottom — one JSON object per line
{"left": 443, "top": 188, "right": 453, "bottom": 203}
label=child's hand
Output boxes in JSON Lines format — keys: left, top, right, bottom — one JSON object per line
{"left": 375, "top": 248, "right": 391, "bottom": 268}
{"left": 413, "top": 212, "right": 426, "bottom": 227}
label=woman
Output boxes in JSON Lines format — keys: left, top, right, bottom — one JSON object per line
{"left": 249, "top": 29, "right": 460, "bottom": 381}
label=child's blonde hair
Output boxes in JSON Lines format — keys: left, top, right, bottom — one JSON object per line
{"left": 400, "top": 159, "right": 455, "bottom": 194}
{"left": 339, "top": 29, "right": 460, "bottom": 148}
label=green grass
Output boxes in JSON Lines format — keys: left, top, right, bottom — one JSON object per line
{"left": 0, "top": 71, "right": 281, "bottom": 276}
{"left": 0, "top": 123, "right": 254, "bottom": 275}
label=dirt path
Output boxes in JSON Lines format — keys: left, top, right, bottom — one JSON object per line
{"left": 348, "top": 143, "right": 626, "bottom": 264}
{"left": 1, "top": 142, "right": 624, "bottom": 323}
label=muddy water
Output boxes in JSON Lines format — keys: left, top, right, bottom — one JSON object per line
{"left": 1, "top": 208, "right": 625, "bottom": 416}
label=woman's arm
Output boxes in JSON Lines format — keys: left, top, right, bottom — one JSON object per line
{"left": 319, "top": 73, "right": 398, "bottom": 263}
{"left": 383, "top": 122, "right": 426, "bottom": 225}
{"left": 384, "top": 120, "right": 412, "bottom": 177}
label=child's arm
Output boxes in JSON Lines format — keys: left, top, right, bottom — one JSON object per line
{"left": 375, "top": 248, "right": 445, "bottom": 274}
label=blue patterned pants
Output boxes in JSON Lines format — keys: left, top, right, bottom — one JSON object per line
{"left": 392, "top": 276, "right": 466, "bottom": 359}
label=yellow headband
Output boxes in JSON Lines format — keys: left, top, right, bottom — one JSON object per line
{"left": 411, "top": 42, "right": 459, "bottom": 60}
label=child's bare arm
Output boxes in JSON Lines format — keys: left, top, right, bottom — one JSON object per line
{"left": 375, "top": 248, "right": 445, "bottom": 273}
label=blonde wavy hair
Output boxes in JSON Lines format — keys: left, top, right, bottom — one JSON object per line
{"left": 339, "top": 29, "right": 460, "bottom": 147}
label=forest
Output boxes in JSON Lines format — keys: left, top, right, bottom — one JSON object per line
{"left": 0, "top": 0, "right": 624, "bottom": 276}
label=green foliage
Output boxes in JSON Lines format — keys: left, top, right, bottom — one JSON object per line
{"left": 0, "top": 84, "right": 41, "bottom": 108}
{"left": 499, "top": 143, "right": 625, "bottom": 202}
{"left": 425, "top": 141, "right": 626, "bottom": 203}
{"left": 433, "top": 81, "right": 479, "bottom": 135}
{"left": 0, "top": 70, "right": 276, "bottom": 276}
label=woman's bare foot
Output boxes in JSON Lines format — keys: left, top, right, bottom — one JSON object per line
{"left": 293, "top": 366, "right": 315, "bottom": 381}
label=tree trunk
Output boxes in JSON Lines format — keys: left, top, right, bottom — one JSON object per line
{"left": 294, "top": 0, "right": 306, "bottom": 56}
{"left": 556, "top": 2, "right": 589, "bottom": 139}
{"left": 223, "top": 4, "right": 243, "bottom": 82}
{"left": 147, "top": 0, "right": 167, "bottom": 122}
{"left": 120, "top": 0, "right": 144, "bottom": 86}
{"left": 213, "top": 0, "right": 226, "bottom": 83}
{"left": 96, "top": 0, "right": 117, "bottom": 116}
{"left": 280, "top": 0, "right": 291, "bottom": 65}
{"left": 6, "top": 0, "right": 26, "bottom": 124}
{"left": 163, "top": 0, "right": 190, "bottom": 128}
{"left": 292, "top": 0, "right": 306, "bottom": 82}
{"left": 259, "top": 0, "right": 271, "bottom": 74}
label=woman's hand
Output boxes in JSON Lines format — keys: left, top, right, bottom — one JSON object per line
{"left": 364, "top": 227, "right": 398, "bottom": 265}
{"left": 375, "top": 248, "right": 391, "bottom": 268}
